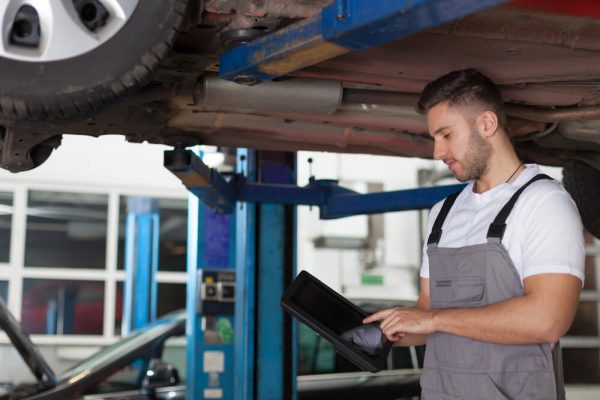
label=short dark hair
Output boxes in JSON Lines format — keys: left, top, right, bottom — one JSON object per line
{"left": 417, "top": 68, "right": 506, "bottom": 129}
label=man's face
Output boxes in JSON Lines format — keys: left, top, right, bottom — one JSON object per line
{"left": 427, "top": 102, "right": 493, "bottom": 182}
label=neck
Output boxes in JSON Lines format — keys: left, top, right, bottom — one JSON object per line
{"left": 474, "top": 151, "right": 523, "bottom": 193}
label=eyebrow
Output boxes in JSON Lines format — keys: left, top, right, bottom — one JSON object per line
{"left": 432, "top": 125, "right": 452, "bottom": 136}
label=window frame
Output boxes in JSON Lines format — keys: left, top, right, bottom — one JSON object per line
{"left": 0, "top": 180, "right": 187, "bottom": 345}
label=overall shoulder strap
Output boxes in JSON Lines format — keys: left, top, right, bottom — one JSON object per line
{"left": 427, "top": 190, "right": 461, "bottom": 245}
{"left": 486, "top": 174, "right": 554, "bottom": 241}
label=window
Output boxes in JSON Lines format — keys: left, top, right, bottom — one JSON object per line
{"left": 21, "top": 279, "right": 104, "bottom": 335}
{"left": 25, "top": 190, "right": 108, "bottom": 269}
{"left": 0, "top": 182, "right": 188, "bottom": 340}
{"left": 0, "top": 281, "right": 7, "bottom": 302}
{"left": 117, "top": 197, "right": 187, "bottom": 272}
{"left": 0, "top": 191, "right": 12, "bottom": 264}
{"left": 115, "top": 282, "right": 124, "bottom": 335}
{"left": 0, "top": 281, "right": 6, "bottom": 333}
{"left": 113, "top": 282, "right": 186, "bottom": 335}
{"left": 157, "top": 283, "right": 186, "bottom": 318}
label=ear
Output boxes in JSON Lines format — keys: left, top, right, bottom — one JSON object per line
{"left": 478, "top": 111, "right": 499, "bottom": 137}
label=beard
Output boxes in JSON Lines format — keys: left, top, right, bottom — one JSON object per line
{"left": 455, "top": 129, "right": 493, "bottom": 182}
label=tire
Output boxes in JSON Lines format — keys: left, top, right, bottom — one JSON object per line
{"left": 0, "top": 0, "right": 188, "bottom": 121}
{"left": 563, "top": 160, "right": 600, "bottom": 239}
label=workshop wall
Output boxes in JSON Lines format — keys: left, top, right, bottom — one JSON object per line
{"left": 297, "top": 151, "right": 438, "bottom": 300}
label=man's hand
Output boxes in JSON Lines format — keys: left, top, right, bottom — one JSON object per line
{"left": 363, "top": 307, "right": 436, "bottom": 341}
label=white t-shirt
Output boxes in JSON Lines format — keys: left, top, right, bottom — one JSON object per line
{"left": 420, "top": 164, "right": 585, "bottom": 285}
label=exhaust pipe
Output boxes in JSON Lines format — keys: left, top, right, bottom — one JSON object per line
{"left": 196, "top": 72, "right": 343, "bottom": 114}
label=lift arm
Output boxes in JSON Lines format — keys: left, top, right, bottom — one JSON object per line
{"left": 165, "top": 148, "right": 464, "bottom": 219}
{"left": 219, "top": 0, "right": 509, "bottom": 84}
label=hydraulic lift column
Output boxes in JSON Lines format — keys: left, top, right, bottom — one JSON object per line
{"left": 172, "top": 148, "right": 298, "bottom": 400}
{"left": 122, "top": 197, "right": 159, "bottom": 335}
{"left": 186, "top": 149, "right": 236, "bottom": 400}
{"left": 234, "top": 150, "right": 298, "bottom": 400}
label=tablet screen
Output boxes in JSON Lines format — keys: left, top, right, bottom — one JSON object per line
{"left": 290, "top": 276, "right": 385, "bottom": 358}
{"left": 291, "top": 278, "right": 364, "bottom": 334}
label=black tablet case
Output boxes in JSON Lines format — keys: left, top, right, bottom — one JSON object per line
{"left": 281, "top": 270, "right": 392, "bottom": 372}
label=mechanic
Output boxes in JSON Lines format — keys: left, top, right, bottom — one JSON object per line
{"left": 364, "top": 68, "right": 585, "bottom": 399}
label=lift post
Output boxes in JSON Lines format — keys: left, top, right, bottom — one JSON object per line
{"left": 254, "top": 153, "right": 298, "bottom": 400}
{"left": 186, "top": 149, "right": 237, "bottom": 400}
{"left": 233, "top": 148, "right": 257, "bottom": 400}
{"left": 122, "top": 197, "right": 159, "bottom": 335}
{"left": 175, "top": 149, "right": 298, "bottom": 400}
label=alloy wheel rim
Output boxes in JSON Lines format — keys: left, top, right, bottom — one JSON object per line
{"left": 0, "top": 0, "right": 139, "bottom": 62}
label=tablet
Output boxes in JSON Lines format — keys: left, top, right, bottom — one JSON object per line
{"left": 281, "top": 270, "right": 392, "bottom": 372}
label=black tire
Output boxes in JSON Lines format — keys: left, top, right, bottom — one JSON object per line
{"left": 0, "top": 0, "right": 189, "bottom": 121}
{"left": 563, "top": 160, "right": 600, "bottom": 239}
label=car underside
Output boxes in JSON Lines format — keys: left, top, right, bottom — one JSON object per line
{"left": 0, "top": 0, "right": 599, "bottom": 235}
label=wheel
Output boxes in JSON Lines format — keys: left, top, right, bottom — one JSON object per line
{"left": 563, "top": 160, "right": 600, "bottom": 239}
{"left": 0, "top": 0, "right": 188, "bottom": 120}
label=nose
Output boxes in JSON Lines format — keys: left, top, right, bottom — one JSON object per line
{"left": 433, "top": 139, "right": 446, "bottom": 160}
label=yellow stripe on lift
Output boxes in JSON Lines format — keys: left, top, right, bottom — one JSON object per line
{"left": 259, "top": 38, "right": 348, "bottom": 76}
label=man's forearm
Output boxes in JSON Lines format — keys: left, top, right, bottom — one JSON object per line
{"left": 393, "top": 334, "right": 427, "bottom": 347}
{"left": 375, "top": 275, "right": 581, "bottom": 345}
{"left": 433, "top": 293, "right": 572, "bottom": 345}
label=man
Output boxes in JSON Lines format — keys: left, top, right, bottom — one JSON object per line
{"left": 364, "top": 69, "right": 584, "bottom": 399}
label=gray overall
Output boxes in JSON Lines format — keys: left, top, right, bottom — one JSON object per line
{"left": 420, "top": 174, "right": 565, "bottom": 400}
